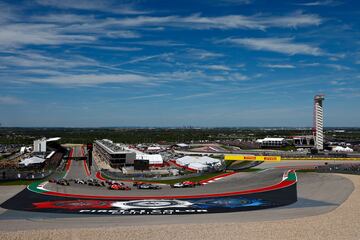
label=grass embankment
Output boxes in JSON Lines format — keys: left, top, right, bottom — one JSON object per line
{"left": 0, "top": 169, "right": 67, "bottom": 186}
{"left": 238, "top": 168, "right": 262, "bottom": 172}
{"left": 0, "top": 179, "right": 37, "bottom": 186}
{"left": 296, "top": 169, "right": 317, "bottom": 173}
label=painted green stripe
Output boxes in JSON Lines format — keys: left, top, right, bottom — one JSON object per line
{"left": 27, "top": 181, "right": 47, "bottom": 193}
{"left": 286, "top": 172, "right": 297, "bottom": 181}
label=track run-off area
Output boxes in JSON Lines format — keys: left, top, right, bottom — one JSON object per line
{"left": 0, "top": 146, "right": 357, "bottom": 231}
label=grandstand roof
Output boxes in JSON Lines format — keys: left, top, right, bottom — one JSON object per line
{"left": 19, "top": 156, "right": 46, "bottom": 166}
{"left": 46, "top": 137, "right": 61, "bottom": 142}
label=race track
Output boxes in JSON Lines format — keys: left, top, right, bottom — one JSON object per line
{"left": 0, "top": 148, "right": 355, "bottom": 231}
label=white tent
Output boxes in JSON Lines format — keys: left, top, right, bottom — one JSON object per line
{"left": 19, "top": 156, "right": 46, "bottom": 166}
{"left": 125, "top": 146, "right": 163, "bottom": 165}
{"left": 137, "top": 153, "right": 163, "bottom": 164}
{"left": 332, "top": 146, "right": 354, "bottom": 152}
{"left": 175, "top": 156, "right": 221, "bottom": 171}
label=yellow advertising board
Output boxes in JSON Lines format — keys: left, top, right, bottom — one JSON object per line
{"left": 224, "top": 155, "right": 281, "bottom": 162}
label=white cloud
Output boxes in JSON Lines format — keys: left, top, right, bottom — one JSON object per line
{"left": 175, "top": 92, "right": 215, "bottom": 100}
{"left": 219, "top": 37, "right": 324, "bottom": 56}
{"left": 203, "top": 65, "right": 231, "bottom": 71}
{"left": 325, "top": 64, "right": 351, "bottom": 71}
{"left": 0, "top": 96, "right": 24, "bottom": 105}
{"left": 0, "top": 8, "right": 322, "bottom": 49}
{"left": 129, "top": 40, "right": 185, "bottom": 47}
{"left": 0, "top": 51, "right": 98, "bottom": 69}
{"left": 36, "top": 0, "right": 149, "bottom": 15}
{"left": 90, "top": 46, "right": 142, "bottom": 52}
{"left": 24, "top": 73, "right": 152, "bottom": 86}
{"left": 115, "top": 11, "right": 322, "bottom": 30}
{"left": 296, "top": 0, "right": 341, "bottom": 6}
{"left": 263, "top": 64, "right": 296, "bottom": 69}
{"left": 216, "top": 0, "right": 253, "bottom": 5}
{"left": 264, "top": 11, "right": 322, "bottom": 28}
{"left": 301, "top": 62, "right": 351, "bottom": 70}
{"left": 31, "top": 13, "right": 95, "bottom": 23}
{"left": 0, "top": 23, "right": 96, "bottom": 47}
{"left": 128, "top": 93, "right": 171, "bottom": 100}
{"left": 116, "top": 53, "right": 174, "bottom": 66}
{"left": 228, "top": 73, "right": 248, "bottom": 81}
{"left": 106, "top": 30, "right": 141, "bottom": 39}
{"left": 185, "top": 48, "right": 224, "bottom": 59}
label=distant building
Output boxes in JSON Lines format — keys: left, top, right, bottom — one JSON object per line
{"left": 33, "top": 137, "right": 61, "bottom": 153}
{"left": 33, "top": 138, "right": 47, "bottom": 153}
{"left": 94, "top": 139, "right": 136, "bottom": 169}
{"left": 292, "top": 135, "right": 315, "bottom": 148}
{"left": 256, "top": 137, "right": 286, "bottom": 147}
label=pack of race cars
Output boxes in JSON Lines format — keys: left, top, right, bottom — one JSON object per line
{"left": 48, "top": 178, "right": 200, "bottom": 191}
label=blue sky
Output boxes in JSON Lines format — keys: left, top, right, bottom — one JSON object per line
{"left": 0, "top": 0, "right": 359, "bottom": 127}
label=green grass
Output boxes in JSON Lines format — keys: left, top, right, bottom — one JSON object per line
{"left": 0, "top": 168, "right": 67, "bottom": 186}
{"left": 0, "top": 179, "right": 37, "bottom": 186}
{"left": 238, "top": 168, "right": 262, "bottom": 172}
{"left": 296, "top": 169, "right": 317, "bottom": 173}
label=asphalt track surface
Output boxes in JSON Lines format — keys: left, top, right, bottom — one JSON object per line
{"left": 0, "top": 155, "right": 355, "bottom": 231}
{"left": 51, "top": 167, "right": 284, "bottom": 198}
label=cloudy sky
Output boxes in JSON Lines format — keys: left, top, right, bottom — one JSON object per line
{"left": 0, "top": 0, "right": 359, "bottom": 127}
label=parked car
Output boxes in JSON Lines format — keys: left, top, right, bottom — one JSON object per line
{"left": 48, "top": 179, "right": 57, "bottom": 183}
{"left": 137, "top": 184, "right": 162, "bottom": 190}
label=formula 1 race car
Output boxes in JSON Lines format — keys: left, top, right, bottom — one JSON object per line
{"left": 137, "top": 184, "right": 162, "bottom": 190}
{"left": 108, "top": 184, "right": 131, "bottom": 191}
{"left": 75, "top": 179, "right": 86, "bottom": 184}
{"left": 170, "top": 181, "right": 196, "bottom": 188}
{"left": 132, "top": 181, "right": 145, "bottom": 187}
{"left": 56, "top": 179, "right": 70, "bottom": 186}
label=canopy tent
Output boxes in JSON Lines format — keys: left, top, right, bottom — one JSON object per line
{"left": 19, "top": 156, "right": 46, "bottom": 166}
{"left": 136, "top": 152, "right": 163, "bottom": 165}
{"left": 175, "top": 156, "right": 221, "bottom": 171}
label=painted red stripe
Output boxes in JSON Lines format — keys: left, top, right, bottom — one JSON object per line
{"left": 95, "top": 171, "right": 106, "bottom": 181}
{"left": 94, "top": 172, "right": 163, "bottom": 184}
{"left": 81, "top": 146, "right": 86, "bottom": 157}
{"left": 65, "top": 149, "right": 73, "bottom": 171}
{"left": 43, "top": 178, "right": 296, "bottom": 200}
{"left": 199, "top": 172, "right": 236, "bottom": 184}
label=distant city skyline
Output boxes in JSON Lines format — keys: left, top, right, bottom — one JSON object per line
{"left": 0, "top": 0, "right": 359, "bottom": 127}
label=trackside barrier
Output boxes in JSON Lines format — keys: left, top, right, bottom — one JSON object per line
{"left": 282, "top": 157, "right": 360, "bottom": 161}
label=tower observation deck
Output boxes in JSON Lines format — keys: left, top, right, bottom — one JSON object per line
{"left": 313, "top": 95, "right": 325, "bottom": 150}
